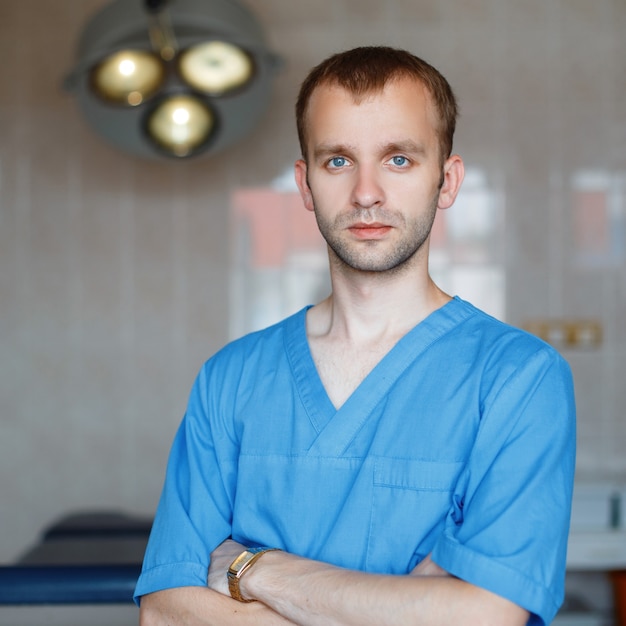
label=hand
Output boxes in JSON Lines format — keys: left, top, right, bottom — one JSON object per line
{"left": 410, "top": 553, "right": 450, "bottom": 577}
{"left": 207, "top": 539, "right": 248, "bottom": 597}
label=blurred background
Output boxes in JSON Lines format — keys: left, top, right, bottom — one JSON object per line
{"left": 0, "top": 0, "right": 625, "bottom": 623}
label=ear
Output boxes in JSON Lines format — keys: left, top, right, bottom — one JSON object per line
{"left": 437, "top": 155, "right": 465, "bottom": 210}
{"left": 295, "top": 159, "right": 315, "bottom": 212}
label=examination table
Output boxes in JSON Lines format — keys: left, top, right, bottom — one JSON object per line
{"left": 0, "top": 510, "right": 151, "bottom": 625}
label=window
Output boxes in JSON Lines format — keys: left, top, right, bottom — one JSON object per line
{"left": 229, "top": 171, "right": 328, "bottom": 337}
{"left": 430, "top": 167, "right": 505, "bottom": 320}
{"left": 571, "top": 170, "right": 625, "bottom": 269}
{"left": 230, "top": 167, "right": 505, "bottom": 337}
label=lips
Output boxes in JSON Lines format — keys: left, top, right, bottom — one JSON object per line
{"left": 348, "top": 222, "right": 392, "bottom": 239}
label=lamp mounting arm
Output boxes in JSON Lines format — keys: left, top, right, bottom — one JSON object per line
{"left": 144, "top": 0, "right": 169, "bottom": 12}
{"left": 144, "top": 0, "right": 178, "bottom": 61}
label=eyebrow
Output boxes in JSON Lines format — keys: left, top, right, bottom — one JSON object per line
{"left": 312, "top": 143, "right": 354, "bottom": 162}
{"left": 380, "top": 140, "right": 428, "bottom": 156}
{"left": 312, "top": 140, "right": 428, "bottom": 163}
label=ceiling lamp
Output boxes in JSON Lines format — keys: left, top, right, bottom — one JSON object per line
{"left": 146, "top": 94, "right": 214, "bottom": 157}
{"left": 179, "top": 41, "right": 253, "bottom": 94}
{"left": 64, "top": 0, "right": 280, "bottom": 160}
{"left": 90, "top": 50, "right": 165, "bottom": 105}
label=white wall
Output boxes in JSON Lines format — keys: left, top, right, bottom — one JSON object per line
{"left": 0, "top": 0, "right": 625, "bottom": 563}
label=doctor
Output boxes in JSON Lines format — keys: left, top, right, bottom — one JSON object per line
{"left": 136, "top": 46, "right": 576, "bottom": 626}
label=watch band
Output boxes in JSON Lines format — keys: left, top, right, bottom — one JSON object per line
{"left": 227, "top": 547, "right": 280, "bottom": 602}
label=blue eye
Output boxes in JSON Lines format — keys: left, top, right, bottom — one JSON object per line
{"left": 329, "top": 156, "right": 347, "bottom": 168}
{"left": 391, "top": 155, "right": 409, "bottom": 167}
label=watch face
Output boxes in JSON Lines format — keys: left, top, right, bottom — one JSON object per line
{"left": 229, "top": 550, "right": 256, "bottom": 575}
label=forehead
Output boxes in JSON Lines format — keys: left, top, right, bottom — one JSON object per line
{"left": 304, "top": 77, "right": 439, "bottom": 150}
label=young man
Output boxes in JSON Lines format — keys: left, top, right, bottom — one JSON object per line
{"left": 135, "top": 47, "right": 576, "bottom": 625}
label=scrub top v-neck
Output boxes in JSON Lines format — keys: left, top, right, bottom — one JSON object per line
{"left": 283, "top": 298, "right": 474, "bottom": 457}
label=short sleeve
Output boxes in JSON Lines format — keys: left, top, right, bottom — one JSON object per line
{"left": 133, "top": 362, "right": 239, "bottom": 603}
{"left": 431, "top": 347, "right": 576, "bottom": 625}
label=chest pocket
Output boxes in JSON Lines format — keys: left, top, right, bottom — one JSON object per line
{"left": 367, "top": 458, "right": 464, "bottom": 573}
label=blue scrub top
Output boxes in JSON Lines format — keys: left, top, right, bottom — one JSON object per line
{"left": 135, "top": 297, "right": 576, "bottom": 625}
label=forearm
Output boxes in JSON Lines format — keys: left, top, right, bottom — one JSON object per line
{"left": 241, "top": 551, "right": 529, "bottom": 626}
{"left": 139, "top": 586, "right": 297, "bottom": 626}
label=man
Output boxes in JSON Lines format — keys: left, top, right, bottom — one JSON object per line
{"left": 135, "top": 46, "right": 576, "bottom": 625}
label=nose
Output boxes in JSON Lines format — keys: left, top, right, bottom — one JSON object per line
{"left": 350, "top": 164, "right": 385, "bottom": 209}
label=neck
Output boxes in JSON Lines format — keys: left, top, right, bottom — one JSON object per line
{"left": 308, "top": 264, "right": 451, "bottom": 344}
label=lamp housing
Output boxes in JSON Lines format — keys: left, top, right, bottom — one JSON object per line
{"left": 64, "top": 0, "right": 280, "bottom": 160}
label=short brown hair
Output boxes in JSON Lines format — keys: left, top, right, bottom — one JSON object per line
{"left": 295, "top": 46, "right": 459, "bottom": 164}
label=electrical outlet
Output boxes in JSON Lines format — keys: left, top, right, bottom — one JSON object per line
{"left": 522, "top": 319, "right": 602, "bottom": 349}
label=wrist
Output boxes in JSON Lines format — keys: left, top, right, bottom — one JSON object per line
{"left": 227, "top": 547, "right": 281, "bottom": 602}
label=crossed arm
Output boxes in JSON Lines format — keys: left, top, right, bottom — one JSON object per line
{"left": 139, "top": 540, "right": 529, "bottom": 626}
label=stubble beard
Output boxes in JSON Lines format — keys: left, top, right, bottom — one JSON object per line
{"left": 313, "top": 196, "right": 439, "bottom": 275}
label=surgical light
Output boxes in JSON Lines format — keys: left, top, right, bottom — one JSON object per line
{"left": 64, "top": 0, "right": 280, "bottom": 160}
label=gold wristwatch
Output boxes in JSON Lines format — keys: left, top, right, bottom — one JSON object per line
{"left": 227, "top": 547, "right": 280, "bottom": 602}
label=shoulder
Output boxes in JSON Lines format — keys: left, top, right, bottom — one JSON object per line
{"left": 184, "top": 308, "right": 308, "bottom": 419}
{"left": 198, "top": 306, "right": 308, "bottom": 379}
{"left": 452, "top": 297, "right": 565, "bottom": 359}
{"left": 447, "top": 298, "right": 573, "bottom": 394}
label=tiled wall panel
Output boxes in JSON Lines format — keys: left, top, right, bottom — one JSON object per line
{"left": 0, "top": 0, "right": 624, "bottom": 562}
